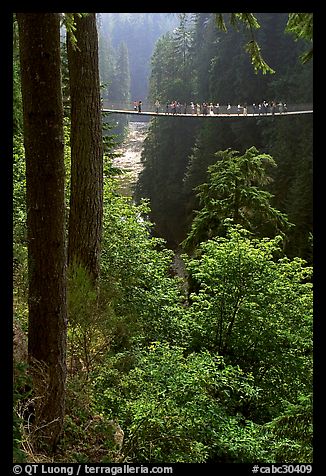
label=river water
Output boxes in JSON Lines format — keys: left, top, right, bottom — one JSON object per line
{"left": 112, "top": 121, "right": 149, "bottom": 197}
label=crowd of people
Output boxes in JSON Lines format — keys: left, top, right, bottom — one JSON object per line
{"left": 132, "top": 99, "right": 288, "bottom": 116}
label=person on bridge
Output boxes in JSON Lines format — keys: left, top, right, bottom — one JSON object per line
{"left": 227, "top": 104, "right": 231, "bottom": 114}
{"left": 138, "top": 101, "right": 142, "bottom": 113}
{"left": 133, "top": 101, "right": 137, "bottom": 111}
{"left": 155, "top": 100, "right": 160, "bottom": 113}
{"left": 202, "top": 102, "right": 208, "bottom": 115}
{"left": 278, "top": 102, "right": 283, "bottom": 113}
{"left": 214, "top": 103, "right": 220, "bottom": 115}
{"left": 262, "top": 101, "right": 268, "bottom": 114}
{"left": 243, "top": 103, "right": 248, "bottom": 116}
{"left": 271, "top": 101, "right": 276, "bottom": 115}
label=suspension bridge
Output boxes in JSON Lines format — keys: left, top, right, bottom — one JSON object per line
{"left": 102, "top": 101, "right": 313, "bottom": 118}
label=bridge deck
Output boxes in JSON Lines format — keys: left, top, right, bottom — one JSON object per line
{"left": 102, "top": 108, "right": 313, "bottom": 118}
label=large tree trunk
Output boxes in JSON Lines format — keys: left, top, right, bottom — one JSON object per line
{"left": 67, "top": 13, "right": 103, "bottom": 282}
{"left": 17, "top": 13, "right": 67, "bottom": 450}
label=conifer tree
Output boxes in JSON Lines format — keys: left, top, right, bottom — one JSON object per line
{"left": 183, "top": 147, "right": 291, "bottom": 250}
{"left": 67, "top": 13, "right": 104, "bottom": 282}
{"left": 17, "top": 12, "right": 67, "bottom": 450}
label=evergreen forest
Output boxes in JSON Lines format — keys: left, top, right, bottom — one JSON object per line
{"left": 13, "top": 12, "right": 313, "bottom": 467}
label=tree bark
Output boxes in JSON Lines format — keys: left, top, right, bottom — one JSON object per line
{"left": 17, "top": 12, "right": 67, "bottom": 450}
{"left": 67, "top": 13, "right": 103, "bottom": 282}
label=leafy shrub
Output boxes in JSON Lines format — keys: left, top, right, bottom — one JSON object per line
{"left": 183, "top": 224, "right": 313, "bottom": 419}
{"left": 100, "top": 181, "right": 187, "bottom": 348}
{"left": 93, "top": 343, "right": 270, "bottom": 463}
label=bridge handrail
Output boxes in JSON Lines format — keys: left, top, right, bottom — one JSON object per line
{"left": 102, "top": 100, "right": 313, "bottom": 114}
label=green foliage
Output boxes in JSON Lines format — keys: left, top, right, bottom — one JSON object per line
{"left": 285, "top": 13, "right": 313, "bottom": 41}
{"left": 60, "top": 374, "right": 121, "bottom": 462}
{"left": 264, "top": 393, "right": 313, "bottom": 463}
{"left": 263, "top": 115, "right": 313, "bottom": 262}
{"left": 13, "top": 135, "right": 26, "bottom": 245}
{"left": 215, "top": 13, "right": 260, "bottom": 33}
{"left": 93, "top": 343, "right": 270, "bottom": 463}
{"left": 101, "top": 177, "right": 185, "bottom": 348}
{"left": 183, "top": 147, "right": 292, "bottom": 251}
{"left": 285, "top": 14, "right": 313, "bottom": 64}
{"left": 13, "top": 135, "right": 29, "bottom": 320}
{"left": 63, "top": 13, "right": 89, "bottom": 50}
{"left": 215, "top": 13, "right": 275, "bottom": 74}
{"left": 67, "top": 264, "right": 113, "bottom": 375}
{"left": 183, "top": 224, "right": 313, "bottom": 419}
{"left": 244, "top": 40, "right": 276, "bottom": 74}
{"left": 215, "top": 12, "right": 313, "bottom": 72}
